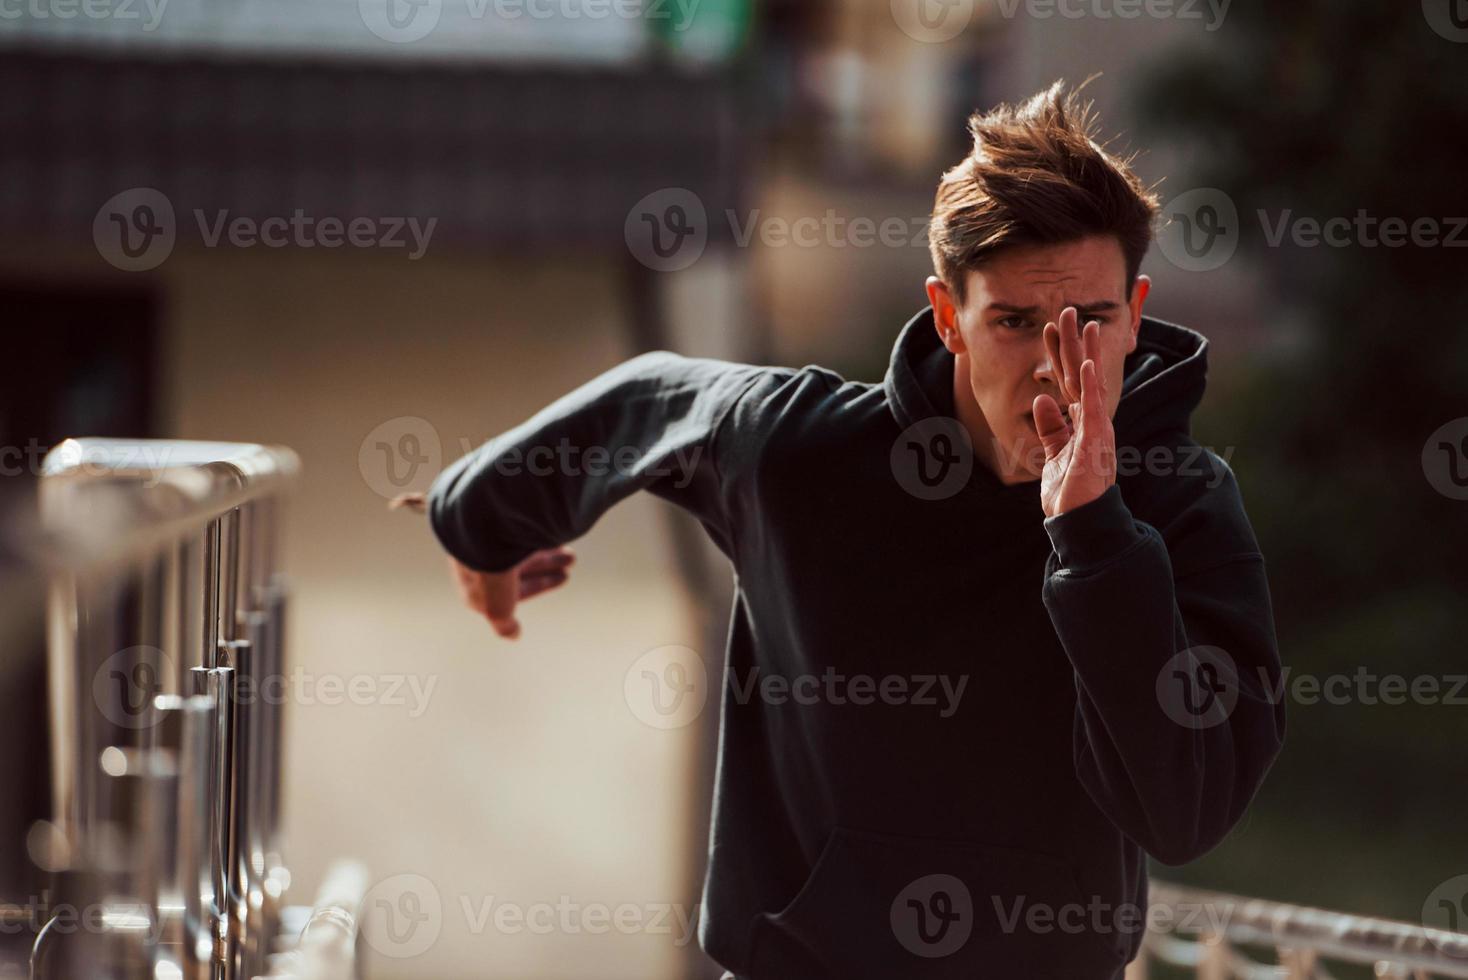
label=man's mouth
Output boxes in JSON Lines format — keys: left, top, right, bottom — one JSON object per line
{"left": 1022, "top": 406, "right": 1074, "bottom": 427}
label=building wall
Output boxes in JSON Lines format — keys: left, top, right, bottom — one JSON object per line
{"left": 3, "top": 241, "right": 714, "bottom": 979}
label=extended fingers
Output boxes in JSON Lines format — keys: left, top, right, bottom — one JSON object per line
{"left": 521, "top": 547, "right": 575, "bottom": 577}
{"left": 1046, "top": 308, "right": 1095, "bottom": 406}
{"left": 1057, "top": 308, "right": 1080, "bottom": 402}
{"left": 1082, "top": 319, "right": 1106, "bottom": 400}
{"left": 1080, "top": 357, "right": 1105, "bottom": 420}
{"left": 1043, "top": 321, "right": 1064, "bottom": 401}
{"left": 519, "top": 570, "right": 569, "bottom": 600}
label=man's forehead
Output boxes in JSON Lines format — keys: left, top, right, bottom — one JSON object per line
{"left": 965, "top": 239, "right": 1128, "bottom": 305}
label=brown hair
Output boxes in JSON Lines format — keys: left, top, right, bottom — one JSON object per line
{"left": 928, "top": 79, "right": 1160, "bottom": 304}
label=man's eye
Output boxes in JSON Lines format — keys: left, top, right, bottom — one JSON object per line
{"left": 999, "top": 316, "right": 1029, "bottom": 330}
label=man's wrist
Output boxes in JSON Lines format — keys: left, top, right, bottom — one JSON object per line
{"left": 1043, "top": 484, "right": 1146, "bottom": 569}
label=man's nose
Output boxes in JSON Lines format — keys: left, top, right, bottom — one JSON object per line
{"left": 1033, "top": 348, "right": 1060, "bottom": 388}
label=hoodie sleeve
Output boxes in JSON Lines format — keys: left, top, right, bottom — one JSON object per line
{"left": 1039, "top": 458, "right": 1286, "bottom": 866}
{"left": 427, "top": 351, "right": 767, "bottom": 572}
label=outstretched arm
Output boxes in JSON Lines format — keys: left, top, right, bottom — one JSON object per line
{"left": 416, "top": 351, "right": 766, "bottom": 637}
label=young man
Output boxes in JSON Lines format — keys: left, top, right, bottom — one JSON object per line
{"left": 423, "top": 82, "right": 1286, "bottom": 979}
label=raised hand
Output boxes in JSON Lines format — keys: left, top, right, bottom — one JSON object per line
{"left": 1032, "top": 307, "right": 1117, "bottom": 518}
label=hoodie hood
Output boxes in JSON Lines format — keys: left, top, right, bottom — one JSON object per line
{"left": 884, "top": 306, "right": 1210, "bottom": 447}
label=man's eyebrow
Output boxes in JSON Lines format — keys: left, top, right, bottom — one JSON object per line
{"left": 984, "top": 300, "right": 1122, "bottom": 315}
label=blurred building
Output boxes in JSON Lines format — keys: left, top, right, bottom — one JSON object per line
{"left": 0, "top": 2, "right": 1269, "bottom": 977}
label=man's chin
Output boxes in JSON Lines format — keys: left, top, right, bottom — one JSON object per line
{"left": 985, "top": 428, "right": 1045, "bottom": 484}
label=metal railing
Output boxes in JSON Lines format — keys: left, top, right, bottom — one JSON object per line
{"left": 25, "top": 438, "right": 367, "bottom": 980}
{"left": 1132, "top": 882, "right": 1468, "bottom": 979}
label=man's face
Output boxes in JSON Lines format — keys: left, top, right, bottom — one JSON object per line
{"left": 925, "top": 235, "right": 1151, "bottom": 483}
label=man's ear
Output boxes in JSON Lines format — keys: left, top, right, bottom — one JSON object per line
{"left": 1125, "top": 274, "right": 1152, "bottom": 354}
{"left": 926, "top": 276, "right": 965, "bottom": 354}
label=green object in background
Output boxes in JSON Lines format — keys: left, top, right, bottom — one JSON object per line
{"left": 649, "top": 0, "right": 753, "bottom": 67}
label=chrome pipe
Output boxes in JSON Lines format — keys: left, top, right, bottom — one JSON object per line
{"left": 218, "top": 636, "right": 265, "bottom": 978}
{"left": 155, "top": 694, "right": 217, "bottom": 980}
{"left": 191, "top": 664, "right": 234, "bottom": 975}
{"left": 36, "top": 439, "right": 324, "bottom": 980}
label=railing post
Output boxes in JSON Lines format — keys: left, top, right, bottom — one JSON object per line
{"left": 1198, "top": 935, "right": 1230, "bottom": 980}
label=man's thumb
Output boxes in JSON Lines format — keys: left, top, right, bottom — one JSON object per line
{"left": 1031, "top": 394, "right": 1071, "bottom": 459}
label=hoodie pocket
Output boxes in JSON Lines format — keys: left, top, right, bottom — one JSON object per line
{"left": 745, "top": 827, "right": 1123, "bottom": 980}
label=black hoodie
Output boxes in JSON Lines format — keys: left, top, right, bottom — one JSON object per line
{"left": 428, "top": 307, "right": 1287, "bottom": 980}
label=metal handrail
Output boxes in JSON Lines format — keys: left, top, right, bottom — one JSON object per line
{"left": 1139, "top": 881, "right": 1468, "bottom": 979}
{"left": 38, "top": 438, "right": 299, "bottom": 573}
{"left": 28, "top": 437, "right": 331, "bottom": 980}
{"left": 263, "top": 860, "right": 369, "bottom": 980}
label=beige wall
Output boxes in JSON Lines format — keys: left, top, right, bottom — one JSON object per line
{"left": 6, "top": 243, "right": 714, "bottom": 979}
